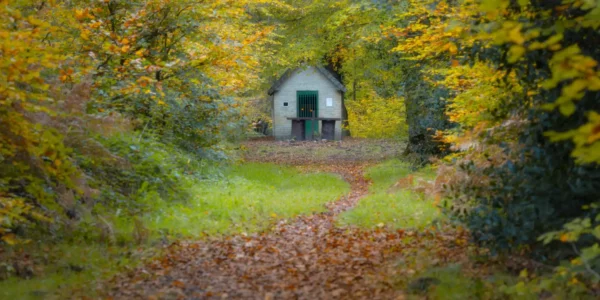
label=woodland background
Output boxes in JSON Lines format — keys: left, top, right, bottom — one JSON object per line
{"left": 1, "top": 0, "right": 600, "bottom": 298}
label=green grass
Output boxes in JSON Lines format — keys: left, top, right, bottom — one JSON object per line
{"left": 338, "top": 191, "right": 440, "bottom": 229}
{"left": 364, "top": 159, "right": 413, "bottom": 192}
{"left": 144, "top": 162, "right": 350, "bottom": 235}
{"left": 337, "top": 159, "right": 440, "bottom": 230}
{"left": 0, "top": 243, "right": 153, "bottom": 300}
{"left": 0, "top": 163, "right": 349, "bottom": 299}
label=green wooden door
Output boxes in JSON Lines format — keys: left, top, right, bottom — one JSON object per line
{"left": 297, "top": 91, "right": 318, "bottom": 139}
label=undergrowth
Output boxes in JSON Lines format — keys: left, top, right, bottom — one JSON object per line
{"left": 0, "top": 244, "right": 153, "bottom": 300}
{"left": 405, "top": 264, "right": 516, "bottom": 300}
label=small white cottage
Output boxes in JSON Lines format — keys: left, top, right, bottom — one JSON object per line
{"left": 268, "top": 66, "right": 347, "bottom": 140}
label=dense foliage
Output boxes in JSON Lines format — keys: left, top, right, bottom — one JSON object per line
{"left": 385, "top": 0, "right": 600, "bottom": 289}
{"left": 0, "top": 0, "right": 269, "bottom": 245}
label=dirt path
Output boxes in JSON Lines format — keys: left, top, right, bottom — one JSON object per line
{"left": 104, "top": 140, "right": 465, "bottom": 299}
{"left": 107, "top": 162, "right": 411, "bottom": 299}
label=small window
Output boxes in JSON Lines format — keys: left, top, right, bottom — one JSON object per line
{"left": 283, "top": 102, "right": 289, "bottom": 107}
{"left": 326, "top": 98, "right": 333, "bottom": 107}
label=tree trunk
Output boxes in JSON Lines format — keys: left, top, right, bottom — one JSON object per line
{"left": 403, "top": 70, "right": 452, "bottom": 160}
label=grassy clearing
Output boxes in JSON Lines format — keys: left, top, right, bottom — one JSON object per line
{"left": 0, "top": 163, "right": 349, "bottom": 299}
{"left": 364, "top": 159, "right": 413, "bottom": 192}
{"left": 338, "top": 191, "right": 440, "bottom": 229}
{"left": 145, "top": 162, "right": 350, "bottom": 235}
{"left": 337, "top": 159, "right": 440, "bottom": 229}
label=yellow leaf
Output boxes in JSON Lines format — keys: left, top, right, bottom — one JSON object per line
{"left": 587, "top": 117, "right": 600, "bottom": 144}
{"left": 545, "top": 33, "right": 564, "bottom": 47}
{"left": 559, "top": 102, "right": 576, "bottom": 116}
{"left": 563, "top": 79, "right": 587, "bottom": 98}
{"left": 480, "top": 0, "right": 509, "bottom": 12}
{"left": 508, "top": 25, "right": 525, "bottom": 45}
{"left": 588, "top": 76, "right": 600, "bottom": 91}
{"left": 75, "top": 9, "right": 86, "bottom": 20}
{"left": 447, "top": 43, "right": 458, "bottom": 55}
{"left": 508, "top": 45, "right": 526, "bottom": 63}
{"left": 548, "top": 44, "right": 562, "bottom": 51}
{"left": 2, "top": 233, "right": 17, "bottom": 245}
{"left": 80, "top": 29, "right": 90, "bottom": 41}
{"left": 528, "top": 41, "right": 544, "bottom": 50}
{"left": 519, "top": 269, "right": 528, "bottom": 278}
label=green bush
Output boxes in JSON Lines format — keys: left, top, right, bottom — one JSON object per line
{"left": 442, "top": 1, "right": 600, "bottom": 260}
{"left": 449, "top": 113, "right": 600, "bottom": 257}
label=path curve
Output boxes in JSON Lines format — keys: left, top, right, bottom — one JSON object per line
{"left": 107, "top": 163, "right": 408, "bottom": 299}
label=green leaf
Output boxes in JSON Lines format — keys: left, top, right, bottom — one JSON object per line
{"left": 559, "top": 102, "right": 576, "bottom": 116}
{"left": 508, "top": 45, "right": 526, "bottom": 63}
{"left": 517, "top": 0, "right": 529, "bottom": 8}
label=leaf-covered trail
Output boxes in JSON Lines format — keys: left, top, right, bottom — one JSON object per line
{"left": 105, "top": 141, "right": 468, "bottom": 299}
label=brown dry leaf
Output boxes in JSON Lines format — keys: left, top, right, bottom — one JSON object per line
{"left": 171, "top": 280, "right": 185, "bottom": 288}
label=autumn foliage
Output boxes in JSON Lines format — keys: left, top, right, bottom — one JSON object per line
{"left": 387, "top": 0, "right": 600, "bottom": 289}
{"left": 0, "top": 0, "right": 271, "bottom": 244}
{"left": 2, "top": 0, "right": 600, "bottom": 297}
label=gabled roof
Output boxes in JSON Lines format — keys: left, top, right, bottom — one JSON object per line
{"left": 268, "top": 66, "right": 347, "bottom": 95}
